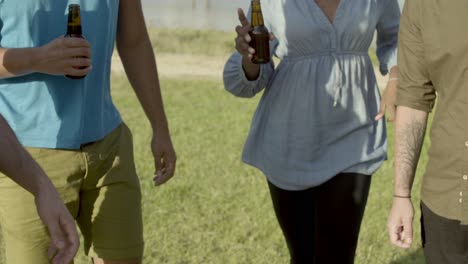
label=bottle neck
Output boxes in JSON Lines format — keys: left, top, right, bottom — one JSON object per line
{"left": 67, "top": 6, "right": 82, "bottom": 36}
{"left": 251, "top": 1, "right": 265, "bottom": 26}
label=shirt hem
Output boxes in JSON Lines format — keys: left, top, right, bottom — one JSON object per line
{"left": 421, "top": 196, "right": 462, "bottom": 223}
{"left": 242, "top": 155, "right": 381, "bottom": 191}
{"left": 395, "top": 99, "right": 434, "bottom": 113}
{"left": 17, "top": 118, "right": 122, "bottom": 150}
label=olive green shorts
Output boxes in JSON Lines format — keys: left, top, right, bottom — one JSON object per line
{"left": 0, "top": 123, "right": 143, "bottom": 263}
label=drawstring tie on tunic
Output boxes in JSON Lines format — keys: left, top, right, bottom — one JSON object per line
{"left": 332, "top": 53, "right": 343, "bottom": 107}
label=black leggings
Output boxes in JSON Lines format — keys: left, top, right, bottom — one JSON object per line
{"left": 268, "top": 173, "right": 371, "bottom": 264}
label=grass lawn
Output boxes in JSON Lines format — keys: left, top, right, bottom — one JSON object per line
{"left": 0, "top": 29, "right": 430, "bottom": 263}
{"left": 75, "top": 76, "right": 429, "bottom": 264}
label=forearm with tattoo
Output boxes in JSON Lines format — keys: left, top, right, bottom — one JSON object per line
{"left": 394, "top": 106, "right": 428, "bottom": 196}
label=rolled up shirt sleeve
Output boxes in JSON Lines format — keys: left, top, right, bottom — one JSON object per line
{"left": 396, "top": 0, "right": 436, "bottom": 112}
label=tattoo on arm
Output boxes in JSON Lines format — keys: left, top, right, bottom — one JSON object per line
{"left": 395, "top": 119, "right": 427, "bottom": 192}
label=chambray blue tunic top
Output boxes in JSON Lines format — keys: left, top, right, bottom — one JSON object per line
{"left": 0, "top": 0, "right": 121, "bottom": 149}
{"left": 223, "top": 0, "right": 400, "bottom": 190}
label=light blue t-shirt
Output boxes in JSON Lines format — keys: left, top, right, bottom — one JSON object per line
{"left": 0, "top": 0, "right": 122, "bottom": 149}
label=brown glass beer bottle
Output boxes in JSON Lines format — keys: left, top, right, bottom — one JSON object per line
{"left": 65, "top": 4, "right": 87, "bottom": 79}
{"left": 249, "top": 0, "right": 270, "bottom": 64}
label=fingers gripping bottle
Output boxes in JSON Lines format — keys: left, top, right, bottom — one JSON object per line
{"left": 65, "top": 4, "right": 87, "bottom": 79}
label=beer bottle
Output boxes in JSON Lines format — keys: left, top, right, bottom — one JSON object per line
{"left": 249, "top": 0, "right": 270, "bottom": 64}
{"left": 65, "top": 4, "right": 87, "bottom": 79}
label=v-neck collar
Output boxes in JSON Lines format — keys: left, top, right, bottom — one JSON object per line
{"left": 310, "top": 0, "right": 346, "bottom": 27}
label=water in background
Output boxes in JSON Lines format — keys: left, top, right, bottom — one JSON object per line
{"left": 142, "top": 0, "right": 245, "bottom": 31}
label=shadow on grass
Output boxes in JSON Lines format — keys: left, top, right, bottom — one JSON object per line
{"left": 390, "top": 249, "right": 425, "bottom": 264}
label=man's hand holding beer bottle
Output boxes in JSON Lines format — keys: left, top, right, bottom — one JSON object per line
{"left": 0, "top": 4, "right": 90, "bottom": 79}
{"left": 38, "top": 4, "right": 90, "bottom": 79}
{"left": 0, "top": 36, "right": 91, "bottom": 78}
{"left": 34, "top": 37, "right": 92, "bottom": 78}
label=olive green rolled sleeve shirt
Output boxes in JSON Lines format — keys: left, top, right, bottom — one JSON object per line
{"left": 397, "top": 0, "right": 468, "bottom": 224}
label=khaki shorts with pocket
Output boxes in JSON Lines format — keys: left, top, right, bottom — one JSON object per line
{"left": 0, "top": 123, "right": 143, "bottom": 263}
